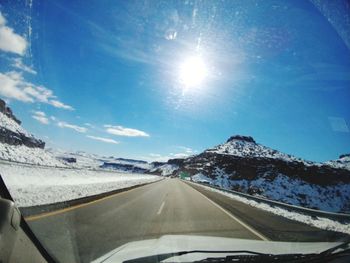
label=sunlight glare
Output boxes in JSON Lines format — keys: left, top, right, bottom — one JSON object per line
{"left": 179, "top": 56, "right": 208, "bottom": 87}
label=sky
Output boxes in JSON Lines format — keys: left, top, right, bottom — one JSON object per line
{"left": 0, "top": 0, "right": 349, "bottom": 162}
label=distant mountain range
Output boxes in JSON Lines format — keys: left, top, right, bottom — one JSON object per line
{"left": 1, "top": 99, "right": 349, "bottom": 212}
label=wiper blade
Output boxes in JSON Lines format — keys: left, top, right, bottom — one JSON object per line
{"left": 198, "top": 253, "right": 317, "bottom": 263}
{"left": 319, "top": 237, "right": 350, "bottom": 256}
{"left": 123, "top": 250, "right": 307, "bottom": 263}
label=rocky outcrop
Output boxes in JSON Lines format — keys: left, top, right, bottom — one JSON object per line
{"left": 0, "top": 127, "right": 45, "bottom": 148}
{"left": 0, "top": 99, "right": 45, "bottom": 149}
{"left": 0, "top": 99, "right": 21, "bottom": 124}
{"left": 226, "top": 135, "right": 256, "bottom": 144}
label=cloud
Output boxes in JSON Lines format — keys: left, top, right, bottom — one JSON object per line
{"left": 0, "top": 71, "right": 74, "bottom": 110}
{"left": 57, "top": 121, "right": 87, "bottom": 133}
{"left": 86, "top": 135, "right": 119, "bottom": 144}
{"left": 11, "top": 58, "right": 37, "bottom": 74}
{"left": 145, "top": 148, "right": 197, "bottom": 162}
{"left": 49, "top": 100, "right": 74, "bottom": 110}
{"left": 0, "top": 12, "right": 27, "bottom": 55}
{"left": 32, "top": 111, "right": 49, "bottom": 125}
{"left": 105, "top": 125, "right": 150, "bottom": 137}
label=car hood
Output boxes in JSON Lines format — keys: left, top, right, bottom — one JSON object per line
{"left": 92, "top": 235, "right": 340, "bottom": 263}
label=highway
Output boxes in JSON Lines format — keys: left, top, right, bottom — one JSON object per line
{"left": 25, "top": 178, "right": 347, "bottom": 263}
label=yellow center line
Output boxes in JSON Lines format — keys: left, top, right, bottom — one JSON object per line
{"left": 25, "top": 182, "right": 157, "bottom": 222}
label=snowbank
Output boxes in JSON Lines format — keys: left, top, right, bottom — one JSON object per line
{"left": 0, "top": 144, "right": 65, "bottom": 166}
{"left": 0, "top": 163, "right": 161, "bottom": 207}
{"left": 190, "top": 169, "right": 350, "bottom": 213}
{"left": 190, "top": 182, "right": 350, "bottom": 235}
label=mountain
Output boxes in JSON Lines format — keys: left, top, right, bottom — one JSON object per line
{"left": 157, "top": 135, "right": 350, "bottom": 213}
{"left": 49, "top": 149, "right": 153, "bottom": 173}
{"left": 0, "top": 99, "right": 63, "bottom": 166}
{"left": 326, "top": 154, "right": 350, "bottom": 171}
{"left": 0, "top": 99, "right": 45, "bottom": 149}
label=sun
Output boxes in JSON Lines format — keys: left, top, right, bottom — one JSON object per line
{"left": 178, "top": 56, "right": 208, "bottom": 87}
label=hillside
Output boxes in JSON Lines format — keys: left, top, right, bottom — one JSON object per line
{"left": 160, "top": 135, "right": 350, "bottom": 213}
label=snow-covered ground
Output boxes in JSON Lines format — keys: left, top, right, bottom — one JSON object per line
{"left": 0, "top": 143, "right": 65, "bottom": 166}
{"left": 190, "top": 169, "right": 350, "bottom": 213}
{"left": 0, "top": 162, "right": 161, "bottom": 207}
{"left": 48, "top": 148, "right": 153, "bottom": 171}
{"left": 186, "top": 181, "right": 350, "bottom": 235}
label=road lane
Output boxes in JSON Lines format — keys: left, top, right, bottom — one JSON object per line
{"left": 27, "top": 178, "right": 261, "bottom": 263}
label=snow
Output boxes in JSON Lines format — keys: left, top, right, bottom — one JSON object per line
{"left": 191, "top": 171, "right": 350, "bottom": 213}
{"left": 0, "top": 162, "right": 161, "bottom": 207}
{"left": 326, "top": 156, "right": 350, "bottom": 171}
{"left": 151, "top": 164, "right": 179, "bottom": 176}
{"left": 48, "top": 149, "right": 153, "bottom": 171}
{"left": 0, "top": 111, "right": 32, "bottom": 138}
{"left": 189, "top": 182, "right": 350, "bottom": 235}
{"left": 0, "top": 143, "right": 65, "bottom": 166}
{"left": 206, "top": 138, "right": 314, "bottom": 165}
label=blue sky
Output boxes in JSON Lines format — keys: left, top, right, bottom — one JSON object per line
{"left": 0, "top": 0, "right": 349, "bottom": 162}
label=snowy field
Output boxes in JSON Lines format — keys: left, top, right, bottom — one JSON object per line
{"left": 0, "top": 162, "right": 161, "bottom": 207}
{"left": 186, "top": 180, "right": 350, "bottom": 235}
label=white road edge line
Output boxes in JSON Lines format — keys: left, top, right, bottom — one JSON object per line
{"left": 157, "top": 201, "right": 165, "bottom": 215}
{"left": 183, "top": 181, "right": 270, "bottom": 241}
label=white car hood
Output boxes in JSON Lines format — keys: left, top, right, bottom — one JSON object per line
{"left": 92, "top": 235, "right": 340, "bottom": 263}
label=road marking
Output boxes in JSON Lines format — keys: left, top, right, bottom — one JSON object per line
{"left": 157, "top": 201, "right": 165, "bottom": 215}
{"left": 25, "top": 180, "right": 164, "bottom": 222}
{"left": 182, "top": 181, "right": 270, "bottom": 241}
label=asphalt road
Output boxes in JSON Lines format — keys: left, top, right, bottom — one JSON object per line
{"left": 25, "top": 178, "right": 347, "bottom": 263}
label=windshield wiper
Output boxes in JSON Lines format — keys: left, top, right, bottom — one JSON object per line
{"left": 122, "top": 245, "right": 350, "bottom": 263}
{"left": 319, "top": 238, "right": 350, "bottom": 257}
{"left": 123, "top": 250, "right": 316, "bottom": 263}
{"left": 122, "top": 250, "right": 267, "bottom": 263}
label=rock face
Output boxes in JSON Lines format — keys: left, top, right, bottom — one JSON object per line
{"left": 0, "top": 99, "right": 45, "bottom": 149}
{"left": 0, "top": 99, "right": 21, "bottom": 124}
{"left": 226, "top": 135, "right": 255, "bottom": 144}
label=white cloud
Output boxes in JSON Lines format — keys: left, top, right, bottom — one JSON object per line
{"left": 11, "top": 58, "right": 36, "bottom": 74}
{"left": 0, "top": 12, "right": 27, "bottom": 55}
{"left": 145, "top": 150, "right": 195, "bottom": 162}
{"left": 105, "top": 125, "right": 150, "bottom": 137}
{"left": 32, "top": 111, "right": 49, "bottom": 125}
{"left": 57, "top": 121, "right": 87, "bottom": 133}
{"left": 49, "top": 100, "right": 74, "bottom": 110}
{"left": 0, "top": 71, "right": 74, "bottom": 110}
{"left": 86, "top": 135, "right": 119, "bottom": 144}
{"left": 0, "top": 72, "right": 33, "bottom": 102}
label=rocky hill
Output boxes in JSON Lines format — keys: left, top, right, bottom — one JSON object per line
{"left": 156, "top": 135, "right": 350, "bottom": 213}
{"left": 0, "top": 99, "right": 45, "bottom": 148}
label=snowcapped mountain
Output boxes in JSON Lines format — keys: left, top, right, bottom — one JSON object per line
{"left": 160, "top": 135, "right": 350, "bottom": 213}
{"left": 206, "top": 135, "right": 314, "bottom": 165}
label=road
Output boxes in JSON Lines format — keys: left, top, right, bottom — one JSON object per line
{"left": 25, "top": 178, "right": 347, "bottom": 263}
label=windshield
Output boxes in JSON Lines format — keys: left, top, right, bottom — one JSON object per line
{"left": 0, "top": 0, "right": 349, "bottom": 262}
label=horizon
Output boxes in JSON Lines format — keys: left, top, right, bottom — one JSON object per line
{"left": 1, "top": 0, "right": 350, "bottom": 163}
